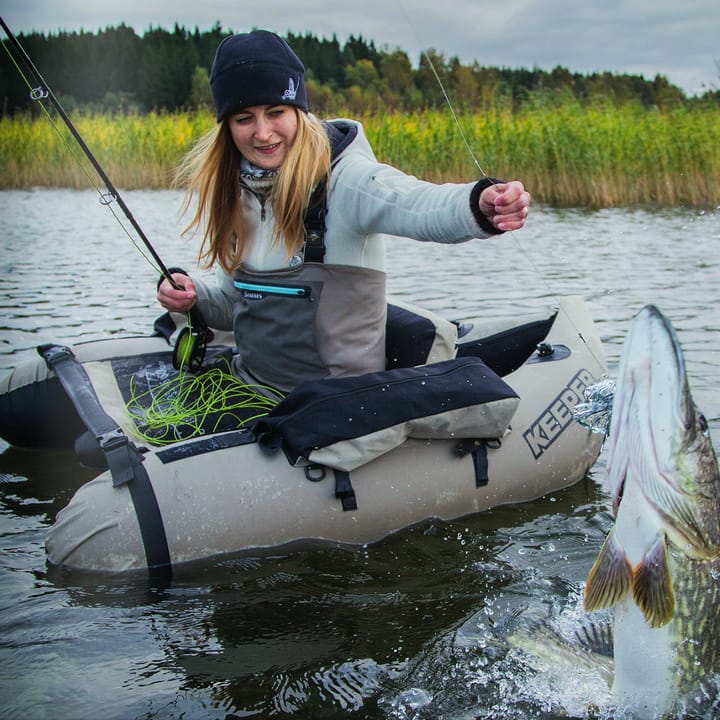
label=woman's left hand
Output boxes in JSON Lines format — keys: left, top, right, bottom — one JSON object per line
{"left": 479, "top": 180, "right": 531, "bottom": 232}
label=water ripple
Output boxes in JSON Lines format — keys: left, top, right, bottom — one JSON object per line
{"left": 0, "top": 190, "right": 718, "bottom": 719}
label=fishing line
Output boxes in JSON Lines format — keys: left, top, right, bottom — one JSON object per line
{"left": 1, "top": 16, "right": 212, "bottom": 371}
{"left": 126, "top": 354, "right": 284, "bottom": 445}
{"left": 0, "top": 38, "right": 161, "bottom": 272}
{"left": 419, "top": 49, "right": 488, "bottom": 178}
{"left": 394, "top": 1, "right": 607, "bottom": 377}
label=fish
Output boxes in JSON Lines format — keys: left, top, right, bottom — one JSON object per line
{"left": 584, "top": 303, "right": 720, "bottom": 718}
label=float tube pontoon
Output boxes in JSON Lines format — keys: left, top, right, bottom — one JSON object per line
{"left": 0, "top": 296, "right": 606, "bottom": 573}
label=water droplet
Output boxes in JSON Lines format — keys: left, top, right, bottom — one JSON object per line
{"left": 396, "top": 687, "right": 432, "bottom": 711}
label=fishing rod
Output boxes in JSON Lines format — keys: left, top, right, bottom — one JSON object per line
{"left": 0, "top": 16, "right": 211, "bottom": 371}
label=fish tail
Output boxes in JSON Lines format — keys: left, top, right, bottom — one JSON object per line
{"left": 631, "top": 534, "right": 675, "bottom": 628}
{"left": 584, "top": 527, "right": 633, "bottom": 611}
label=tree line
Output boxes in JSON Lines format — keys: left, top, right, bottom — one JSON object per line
{"left": 1, "top": 23, "right": 717, "bottom": 117}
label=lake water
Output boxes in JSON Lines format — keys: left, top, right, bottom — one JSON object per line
{"left": 0, "top": 189, "right": 719, "bottom": 720}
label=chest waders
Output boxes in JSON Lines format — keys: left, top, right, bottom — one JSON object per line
{"left": 229, "top": 156, "right": 389, "bottom": 393}
{"left": 230, "top": 248, "right": 387, "bottom": 393}
{"left": 231, "top": 181, "right": 388, "bottom": 513}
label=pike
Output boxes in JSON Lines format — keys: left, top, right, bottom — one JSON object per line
{"left": 584, "top": 304, "right": 720, "bottom": 718}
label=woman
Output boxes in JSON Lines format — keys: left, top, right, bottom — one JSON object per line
{"left": 158, "top": 30, "right": 531, "bottom": 393}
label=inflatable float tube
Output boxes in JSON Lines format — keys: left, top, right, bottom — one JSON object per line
{"left": 0, "top": 296, "right": 606, "bottom": 573}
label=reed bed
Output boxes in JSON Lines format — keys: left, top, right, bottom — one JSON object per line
{"left": 361, "top": 101, "right": 720, "bottom": 207}
{"left": 0, "top": 110, "right": 212, "bottom": 191}
{"left": 1, "top": 101, "right": 718, "bottom": 207}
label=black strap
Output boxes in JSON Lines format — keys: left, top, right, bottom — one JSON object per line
{"left": 156, "top": 429, "right": 256, "bottom": 464}
{"left": 39, "top": 344, "right": 145, "bottom": 487}
{"left": 303, "top": 179, "right": 327, "bottom": 263}
{"left": 301, "top": 121, "right": 358, "bottom": 264}
{"left": 126, "top": 458, "right": 172, "bottom": 570}
{"left": 334, "top": 470, "right": 357, "bottom": 511}
{"left": 455, "top": 438, "right": 502, "bottom": 487}
{"left": 471, "top": 442, "right": 490, "bottom": 487}
{"left": 38, "top": 343, "right": 172, "bottom": 570}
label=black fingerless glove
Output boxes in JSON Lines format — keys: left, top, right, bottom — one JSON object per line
{"left": 470, "top": 177, "right": 504, "bottom": 235}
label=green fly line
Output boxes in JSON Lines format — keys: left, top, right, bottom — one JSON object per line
{"left": 125, "top": 352, "right": 284, "bottom": 445}
{"left": 2, "top": 25, "right": 248, "bottom": 442}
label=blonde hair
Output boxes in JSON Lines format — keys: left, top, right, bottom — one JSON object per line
{"left": 174, "top": 109, "right": 332, "bottom": 273}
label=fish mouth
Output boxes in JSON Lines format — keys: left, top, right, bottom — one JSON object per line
{"left": 609, "top": 304, "right": 689, "bottom": 462}
{"left": 606, "top": 305, "right": 695, "bottom": 522}
{"left": 624, "top": 304, "right": 690, "bottom": 456}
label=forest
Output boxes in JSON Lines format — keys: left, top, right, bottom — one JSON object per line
{"left": 2, "top": 23, "right": 718, "bottom": 206}
{"left": 2, "top": 22, "right": 718, "bottom": 117}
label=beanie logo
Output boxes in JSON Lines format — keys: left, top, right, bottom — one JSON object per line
{"left": 281, "top": 77, "right": 299, "bottom": 101}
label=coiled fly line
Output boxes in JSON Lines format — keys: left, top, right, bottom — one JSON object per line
{"left": 125, "top": 353, "right": 285, "bottom": 445}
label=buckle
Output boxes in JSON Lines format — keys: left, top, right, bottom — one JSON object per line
{"left": 37, "top": 343, "right": 75, "bottom": 366}
{"left": 99, "top": 428, "right": 128, "bottom": 452}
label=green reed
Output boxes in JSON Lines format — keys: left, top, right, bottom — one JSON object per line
{"left": 0, "top": 109, "right": 213, "bottom": 190}
{"left": 361, "top": 99, "right": 720, "bottom": 207}
{"left": 1, "top": 99, "right": 718, "bottom": 207}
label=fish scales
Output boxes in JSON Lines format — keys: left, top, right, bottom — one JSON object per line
{"left": 583, "top": 304, "right": 720, "bottom": 718}
{"left": 671, "top": 553, "right": 720, "bottom": 698}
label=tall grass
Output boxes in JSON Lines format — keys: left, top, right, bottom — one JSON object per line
{"left": 1, "top": 99, "right": 718, "bottom": 207}
{"left": 361, "top": 99, "right": 720, "bottom": 207}
{"left": 0, "top": 109, "right": 212, "bottom": 190}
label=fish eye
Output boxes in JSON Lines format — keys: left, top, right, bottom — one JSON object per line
{"left": 697, "top": 413, "right": 708, "bottom": 433}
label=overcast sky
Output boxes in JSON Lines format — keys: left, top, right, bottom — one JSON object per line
{"left": 3, "top": 0, "right": 718, "bottom": 95}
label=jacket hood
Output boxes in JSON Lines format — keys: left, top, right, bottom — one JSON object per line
{"left": 322, "top": 119, "right": 375, "bottom": 165}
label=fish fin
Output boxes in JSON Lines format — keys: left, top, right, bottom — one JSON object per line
{"left": 584, "top": 527, "right": 633, "bottom": 611}
{"left": 575, "top": 617, "right": 614, "bottom": 658}
{"left": 631, "top": 534, "right": 675, "bottom": 628}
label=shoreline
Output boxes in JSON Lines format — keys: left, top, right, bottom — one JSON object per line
{"left": 2, "top": 106, "right": 718, "bottom": 208}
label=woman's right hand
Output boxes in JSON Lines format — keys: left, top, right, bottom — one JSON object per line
{"left": 157, "top": 273, "right": 198, "bottom": 312}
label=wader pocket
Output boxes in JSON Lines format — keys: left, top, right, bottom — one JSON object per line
{"left": 233, "top": 278, "right": 326, "bottom": 390}
{"left": 234, "top": 280, "right": 313, "bottom": 300}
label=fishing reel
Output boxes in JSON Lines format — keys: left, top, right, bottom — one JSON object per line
{"left": 172, "top": 307, "right": 213, "bottom": 373}
{"left": 163, "top": 272, "right": 214, "bottom": 373}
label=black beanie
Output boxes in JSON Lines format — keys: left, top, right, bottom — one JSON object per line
{"left": 210, "top": 30, "right": 308, "bottom": 121}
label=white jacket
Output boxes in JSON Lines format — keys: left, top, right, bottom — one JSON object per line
{"left": 193, "top": 118, "right": 500, "bottom": 339}
{"left": 229, "top": 118, "right": 499, "bottom": 274}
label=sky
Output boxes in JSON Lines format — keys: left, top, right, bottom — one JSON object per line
{"left": 2, "top": 0, "right": 718, "bottom": 96}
